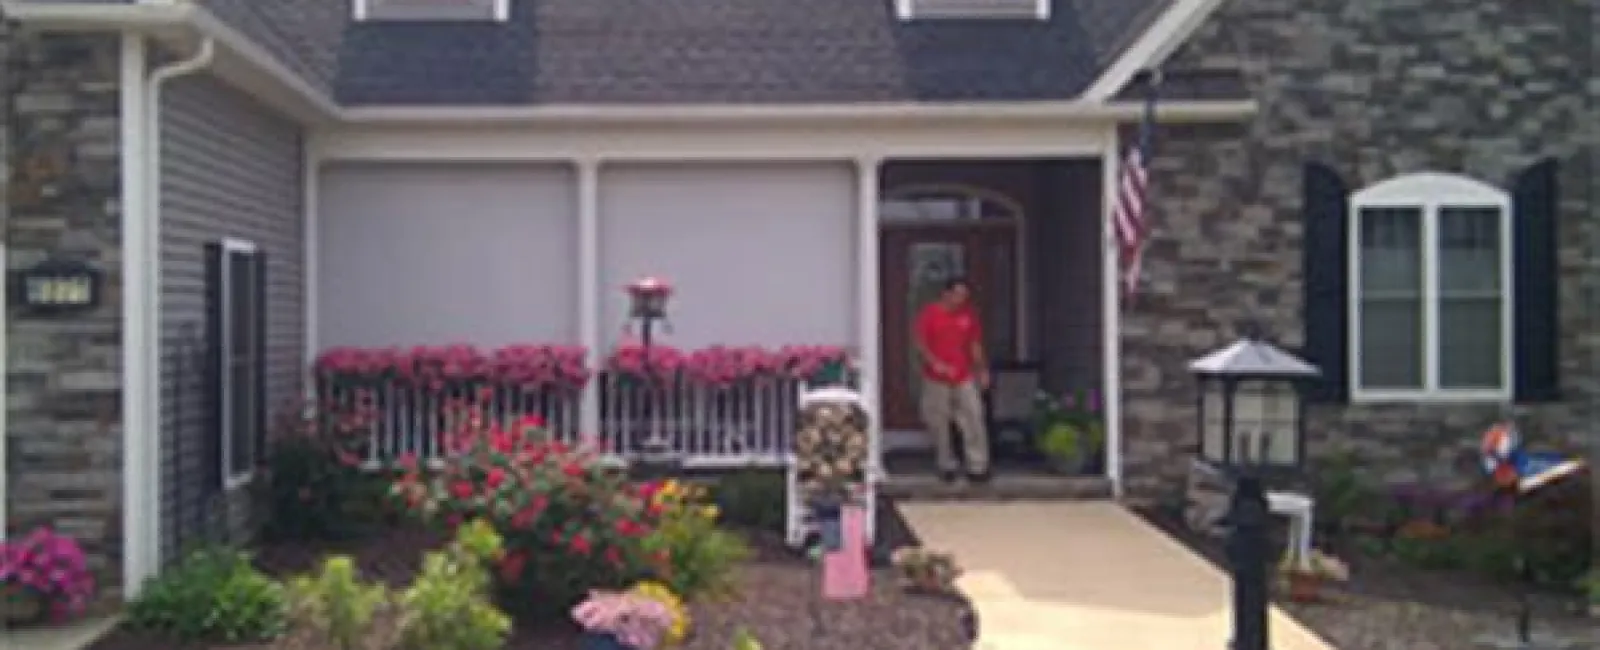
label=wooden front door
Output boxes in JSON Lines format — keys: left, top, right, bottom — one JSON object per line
{"left": 880, "top": 225, "right": 1018, "bottom": 430}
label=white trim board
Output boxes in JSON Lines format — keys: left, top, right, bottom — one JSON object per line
{"left": 1079, "top": 0, "right": 1230, "bottom": 102}
{"left": 118, "top": 32, "right": 156, "bottom": 599}
{"left": 314, "top": 121, "right": 1116, "bottom": 163}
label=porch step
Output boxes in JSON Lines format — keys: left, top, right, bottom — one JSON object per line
{"left": 881, "top": 473, "right": 1113, "bottom": 501}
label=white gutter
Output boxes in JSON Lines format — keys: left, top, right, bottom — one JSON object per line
{"left": 138, "top": 35, "right": 215, "bottom": 593}
{"left": 340, "top": 100, "right": 1260, "bottom": 126}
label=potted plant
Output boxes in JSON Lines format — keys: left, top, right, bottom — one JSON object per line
{"left": 0, "top": 527, "right": 95, "bottom": 626}
{"left": 890, "top": 546, "right": 963, "bottom": 595}
{"left": 1276, "top": 549, "right": 1349, "bottom": 603}
{"left": 1033, "top": 389, "right": 1104, "bottom": 474}
{"left": 572, "top": 590, "right": 675, "bottom": 650}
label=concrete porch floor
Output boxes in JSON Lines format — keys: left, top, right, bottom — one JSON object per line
{"left": 900, "top": 501, "right": 1338, "bottom": 650}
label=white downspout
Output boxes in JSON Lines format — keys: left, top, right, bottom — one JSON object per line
{"left": 136, "top": 36, "right": 214, "bottom": 585}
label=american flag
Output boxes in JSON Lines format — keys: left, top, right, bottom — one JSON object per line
{"left": 1112, "top": 70, "right": 1161, "bottom": 298}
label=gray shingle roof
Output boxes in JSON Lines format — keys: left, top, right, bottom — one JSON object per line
{"left": 203, "top": 0, "right": 1170, "bottom": 106}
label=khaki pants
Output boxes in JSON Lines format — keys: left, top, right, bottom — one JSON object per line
{"left": 920, "top": 379, "right": 989, "bottom": 473}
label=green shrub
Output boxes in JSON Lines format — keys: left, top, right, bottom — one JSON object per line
{"left": 645, "top": 479, "right": 751, "bottom": 600}
{"left": 710, "top": 468, "right": 788, "bottom": 533}
{"left": 127, "top": 547, "right": 287, "bottom": 643}
{"left": 258, "top": 406, "right": 389, "bottom": 542}
{"left": 396, "top": 520, "right": 512, "bottom": 650}
{"left": 286, "top": 556, "right": 390, "bottom": 650}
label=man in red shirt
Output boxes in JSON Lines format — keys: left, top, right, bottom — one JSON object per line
{"left": 915, "top": 277, "right": 990, "bottom": 484}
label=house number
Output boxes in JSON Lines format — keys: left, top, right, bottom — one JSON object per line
{"left": 13, "top": 260, "right": 102, "bottom": 313}
{"left": 28, "top": 275, "right": 93, "bottom": 305}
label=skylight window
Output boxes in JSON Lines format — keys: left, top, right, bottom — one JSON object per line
{"left": 897, "top": 0, "right": 1050, "bottom": 20}
{"left": 353, "top": 0, "right": 511, "bottom": 22}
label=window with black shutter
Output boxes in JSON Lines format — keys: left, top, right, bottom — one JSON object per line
{"left": 217, "top": 239, "right": 266, "bottom": 488}
{"left": 1305, "top": 163, "right": 1562, "bottom": 405}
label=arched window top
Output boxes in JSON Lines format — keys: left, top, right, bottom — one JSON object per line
{"left": 880, "top": 184, "right": 1024, "bottom": 222}
{"left": 1351, "top": 172, "right": 1509, "bottom": 207}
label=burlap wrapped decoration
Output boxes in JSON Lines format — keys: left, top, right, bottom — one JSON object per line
{"left": 795, "top": 399, "right": 870, "bottom": 507}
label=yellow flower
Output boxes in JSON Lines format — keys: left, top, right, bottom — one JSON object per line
{"left": 630, "top": 581, "right": 690, "bottom": 646}
{"left": 701, "top": 505, "right": 720, "bottom": 521}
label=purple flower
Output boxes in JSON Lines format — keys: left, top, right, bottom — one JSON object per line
{"left": 1086, "top": 389, "right": 1102, "bottom": 414}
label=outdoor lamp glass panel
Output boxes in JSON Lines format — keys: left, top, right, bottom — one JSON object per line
{"left": 1200, "top": 379, "right": 1228, "bottom": 463}
{"left": 1233, "top": 380, "right": 1301, "bottom": 467}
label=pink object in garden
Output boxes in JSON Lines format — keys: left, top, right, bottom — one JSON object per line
{"left": 822, "top": 504, "right": 870, "bottom": 600}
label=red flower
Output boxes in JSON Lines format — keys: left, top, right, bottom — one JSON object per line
{"left": 645, "top": 501, "right": 665, "bottom": 518}
{"left": 497, "top": 551, "right": 527, "bottom": 582}
{"left": 561, "top": 462, "right": 585, "bottom": 478}
{"left": 451, "top": 480, "right": 475, "bottom": 500}
{"left": 568, "top": 534, "right": 592, "bottom": 555}
{"left": 604, "top": 546, "right": 623, "bottom": 568}
{"left": 335, "top": 449, "right": 362, "bottom": 467}
{"left": 615, "top": 518, "right": 647, "bottom": 538}
{"left": 397, "top": 452, "right": 418, "bottom": 470}
{"left": 485, "top": 468, "right": 506, "bottom": 489}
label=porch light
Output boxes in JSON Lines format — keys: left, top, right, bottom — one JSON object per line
{"left": 626, "top": 276, "right": 673, "bottom": 320}
{"left": 1188, "top": 333, "right": 1319, "bottom": 478}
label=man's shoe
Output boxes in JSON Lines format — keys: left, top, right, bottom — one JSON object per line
{"left": 967, "top": 470, "right": 992, "bottom": 485}
{"left": 939, "top": 470, "right": 960, "bottom": 484}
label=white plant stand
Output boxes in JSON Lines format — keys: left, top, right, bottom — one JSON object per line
{"left": 785, "top": 386, "right": 878, "bottom": 549}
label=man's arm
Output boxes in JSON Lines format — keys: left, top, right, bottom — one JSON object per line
{"left": 970, "top": 319, "right": 990, "bottom": 388}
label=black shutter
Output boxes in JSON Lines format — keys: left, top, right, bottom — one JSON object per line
{"left": 252, "top": 252, "right": 269, "bottom": 465}
{"left": 1301, "top": 162, "right": 1351, "bottom": 402}
{"left": 1510, "top": 159, "right": 1560, "bottom": 402}
{"left": 202, "top": 242, "right": 225, "bottom": 492}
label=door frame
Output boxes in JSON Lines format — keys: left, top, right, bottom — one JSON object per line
{"left": 877, "top": 218, "right": 1026, "bottom": 434}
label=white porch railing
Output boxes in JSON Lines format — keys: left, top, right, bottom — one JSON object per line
{"left": 319, "top": 373, "right": 813, "bottom": 467}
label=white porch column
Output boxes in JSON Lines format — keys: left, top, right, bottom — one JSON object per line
{"left": 854, "top": 157, "right": 882, "bottom": 478}
{"left": 1100, "top": 135, "right": 1125, "bottom": 498}
{"left": 577, "top": 160, "right": 602, "bottom": 440}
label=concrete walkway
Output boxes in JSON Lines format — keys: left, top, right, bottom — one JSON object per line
{"left": 899, "top": 501, "right": 1337, "bottom": 650}
{"left": 0, "top": 616, "right": 119, "bottom": 650}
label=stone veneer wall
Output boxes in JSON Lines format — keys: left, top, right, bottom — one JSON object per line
{"left": 1119, "top": 0, "right": 1596, "bottom": 496}
{"left": 4, "top": 28, "right": 127, "bottom": 606}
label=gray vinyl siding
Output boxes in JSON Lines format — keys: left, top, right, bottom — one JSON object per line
{"left": 157, "top": 73, "right": 304, "bottom": 561}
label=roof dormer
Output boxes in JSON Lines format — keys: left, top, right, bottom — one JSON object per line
{"left": 896, "top": 0, "right": 1050, "bottom": 21}
{"left": 353, "top": 0, "right": 511, "bottom": 22}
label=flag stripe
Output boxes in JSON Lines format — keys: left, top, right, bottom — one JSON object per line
{"left": 1113, "top": 73, "right": 1159, "bottom": 298}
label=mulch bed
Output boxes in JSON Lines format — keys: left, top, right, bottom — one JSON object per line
{"left": 1133, "top": 505, "right": 1596, "bottom": 650}
{"left": 85, "top": 498, "right": 976, "bottom": 650}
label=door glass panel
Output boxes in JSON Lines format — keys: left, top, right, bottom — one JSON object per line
{"left": 906, "top": 242, "right": 966, "bottom": 408}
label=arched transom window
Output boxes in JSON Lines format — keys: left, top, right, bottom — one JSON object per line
{"left": 880, "top": 185, "right": 1023, "bottom": 223}
{"left": 1348, "top": 172, "right": 1512, "bottom": 401}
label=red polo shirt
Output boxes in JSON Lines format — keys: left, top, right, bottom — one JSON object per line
{"left": 916, "top": 302, "right": 983, "bottom": 384}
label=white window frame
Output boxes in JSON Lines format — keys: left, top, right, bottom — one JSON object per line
{"left": 353, "top": 0, "right": 512, "bottom": 22}
{"left": 894, "top": 0, "right": 1051, "bottom": 21}
{"left": 1347, "top": 172, "right": 1514, "bottom": 404}
{"left": 221, "top": 238, "right": 262, "bottom": 490}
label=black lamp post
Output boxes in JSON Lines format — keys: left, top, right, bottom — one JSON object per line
{"left": 625, "top": 276, "right": 678, "bottom": 469}
{"left": 1188, "top": 332, "right": 1319, "bottom": 650}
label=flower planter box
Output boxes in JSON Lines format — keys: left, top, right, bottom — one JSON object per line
{"left": 580, "top": 632, "right": 635, "bottom": 650}
{"left": 2, "top": 587, "right": 49, "bottom": 627}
